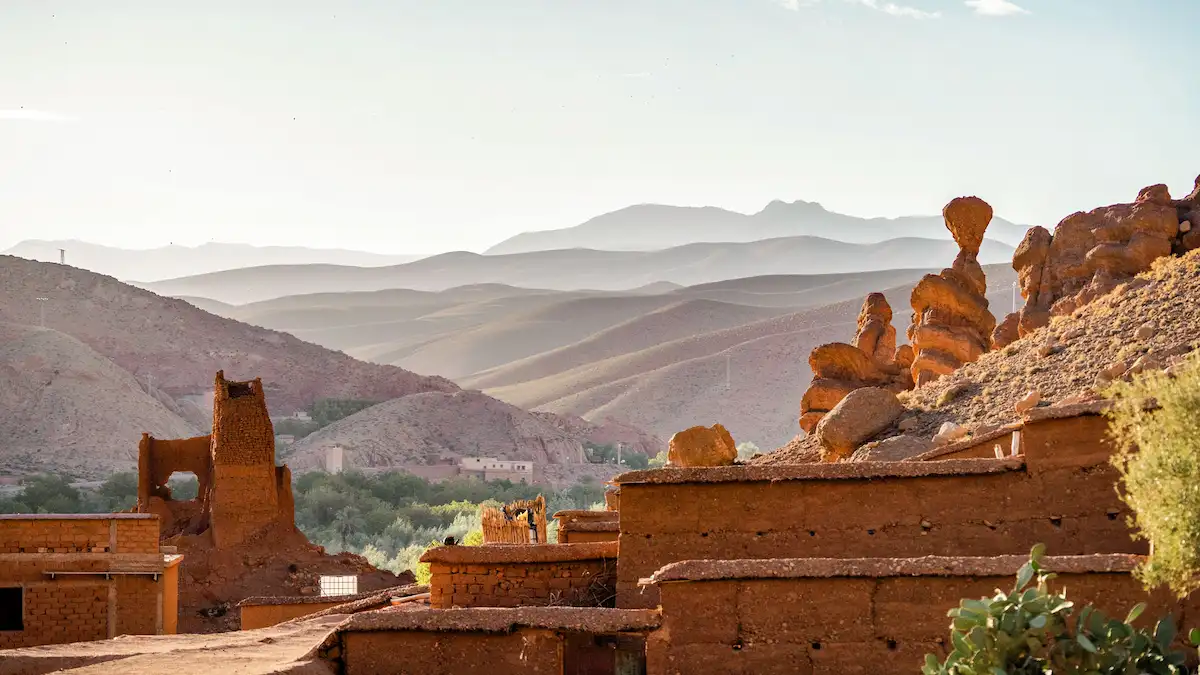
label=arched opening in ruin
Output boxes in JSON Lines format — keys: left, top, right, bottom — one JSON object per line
{"left": 166, "top": 472, "right": 200, "bottom": 502}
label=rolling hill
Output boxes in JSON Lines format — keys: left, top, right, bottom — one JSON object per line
{"left": 485, "top": 200, "right": 1030, "bottom": 254}
{"left": 0, "top": 322, "right": 200, "bottom": 477}
{"left": 0, "top": 256, "right": 664, "bottom": 479}
{"left": 3, "top": 240, "right": 424, "bottom": 283}
{"left": 138, "top": 236, "right": 1016, "bottom": 304}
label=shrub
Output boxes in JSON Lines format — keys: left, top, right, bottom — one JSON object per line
{"left": 923, "top": 544, "right": 1191, "bottom": 675}
{"left": 1106, "top": 354, "right": 1200, "bottom": 597}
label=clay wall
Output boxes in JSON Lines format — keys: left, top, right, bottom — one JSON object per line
{"left": 327, "top": 607, "right": 659, "bottom": 675}
{"left": 555, "top": 510, "right": 620, "bottom": 545}
{"left": 0, "top": 514, "right": 175, "bottom": 649}
{"left": 137, "top": 433, "right": 213, "bottom": 506}
{"left": 422, "top": 543, "right": 618, "bottom": 609}
{"left": 615, "top": 414, "right": 1135, "bottom": 608}
{"left": 344, "top": 628, "right": 563, "bottom": 675}
{"left": 208, "top": 372, "right": 281, "bottom": 548}
{"left": 239, "top": 599, "right": 349, "bottom": 630}
{"left": 644, "top": 555, "right": 1197, "bottom": 675}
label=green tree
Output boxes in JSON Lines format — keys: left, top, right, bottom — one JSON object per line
{"left": 1107, "top": 354, "right": 1200, "bottom": 597}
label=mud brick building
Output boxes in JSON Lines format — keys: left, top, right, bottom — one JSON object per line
{"left": 137, "top": 371, "right": 296, "bottom": 547}
{"left": 0, "top": 513, "right": 181, "bottom": 649}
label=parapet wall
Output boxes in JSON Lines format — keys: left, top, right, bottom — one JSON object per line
{"left": 643, "top": 555, "right": 1192, "bottom": 675}
{"left": 554, "top": 510, "right": 620, "bottom": 545}
{"left": 615, "top": 413, "right": 1134, "bottom": 608}
{"left": 421, "top": 543, "right": 619, "bottom": 609}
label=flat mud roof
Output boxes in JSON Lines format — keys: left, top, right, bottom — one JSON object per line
{"left": 335, "top": 606, "right": 661, "bottom": 634}
{"left": 420, "top": 542, "right": 617, "bottom": 565}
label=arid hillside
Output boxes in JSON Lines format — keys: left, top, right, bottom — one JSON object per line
{"left": 193, "top": 262, "right": 1014, "bottom": 448}
{"left": 139, "top": 235, "right": 1015, "bottom": 304}
{"left": 286, "top": 390, "right": 663, "bottom": 481}
{"left": 0, "top": 256, "right": 663, "bottom": 479}
{"left": 0, "top": 323, "right": 199, "bottom": 477}
{"left": 0, "top": 255, "right": 458, "bottom": 416}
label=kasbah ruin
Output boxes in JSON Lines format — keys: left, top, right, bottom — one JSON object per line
{"left": 3, "top": 174, "right": 1200, "bottom": 674}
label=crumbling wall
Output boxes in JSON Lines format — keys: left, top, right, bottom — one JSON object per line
{"left": 136, "top": 433, "right": 213, "bottom": 506}
{"left": 645, "top": 557, "right": 1195, "bottom": 675}
{"left": 615, "top": 413, "right": 1135, "bottom": 608}
{"left": 208, "top": 371, "right": 281, "bottom": 549}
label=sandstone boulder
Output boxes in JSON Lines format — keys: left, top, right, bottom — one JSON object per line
{"left": 995, "top": 176, "right": 1200, "bottom": 347}
{"left": 908, "top": 197, "right": 998, "bottom": 385}
{"left": 667, "top": 424, "right": 737, "bottom": 467}
{"left": 798, "top": 294, "right": 913, "bottom": 434}
{"left": 814, "top": 387, "right": 904, "bottom": 462}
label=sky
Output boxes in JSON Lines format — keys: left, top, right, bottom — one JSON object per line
{"left": 1, "top": 0, "right": 1197, "bottom": 255}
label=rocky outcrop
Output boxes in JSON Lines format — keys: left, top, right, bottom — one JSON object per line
{"left": 813, "top": 387, "right": 904, "bottom": 462}
{"left": 667, "top": 423, "right": 737, "bottom": 467}
{"left": 908, "top": 197, "right": 997, "bottom": 385}
{"left": 995, "top": 176, "right": 1200, "bottom": 347}
{"left": 798, "top": 294, "right": 912, "bottom": 434}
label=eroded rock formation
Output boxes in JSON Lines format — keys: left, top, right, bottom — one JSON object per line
{"left": 908, "top": 197, "right": 997, "bottom": 385}
{"left": 995, "top": 176, "right": 1200, "bottom": 347}
{"left": 798, "top": 294, "right": 912, "bottom": 434}
{"left": 667, "top": 423, "right": 737, "bottom": 467}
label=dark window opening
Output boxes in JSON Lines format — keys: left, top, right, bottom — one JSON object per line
{"left": 0, "top": 587, "right": 24, "bottom": 631}
{"left": 227, "top": 381, "right": 255, "bottom": 398}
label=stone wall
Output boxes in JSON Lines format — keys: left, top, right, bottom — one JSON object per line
{"left": 643, "top": 555, "right": 1195, "bottom": 675}
{"left": 239, "top": 599, "right": 351, "bottom": 630}
{"left": 555, "top": 510, "right": 619, "bottom": 545}
{"left": 421, "top": 543, "right": 618, "bottom": 609}
{"left": 614, "top": 413, "right": 1135, "bottom": 608}
{"left": 0, "top": 514, "right": 174, "bottom": 649}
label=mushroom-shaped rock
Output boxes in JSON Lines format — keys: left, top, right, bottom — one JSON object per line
{"left": 908, "top": 197, "right": 997, "bottom": 386}
{"left": 943, "top": 196, "right": 993, "bottom": 255}
{"left": 667, "top": 424, "right": 737, "bottom": 467}
{"left": 814, "top": 387, "right": 904, "bottom": 462}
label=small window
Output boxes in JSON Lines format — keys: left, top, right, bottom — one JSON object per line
{"left": 0, "top": 587, "right": 23, "bottom": 631}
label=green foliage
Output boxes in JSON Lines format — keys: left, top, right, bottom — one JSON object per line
{"left": 293, "top": 470, "right": 605, "bottom": 576}
{"left": 583, "top": 442, "right": 650, "bottom": 469}
{"left": 309, "top": 399, "right": 381, "bottom": 427}
{"left": 923, "top": 544, "right": 1190, "bottom": 675}
{"left": 1106, "top": 354, "right": 1200, "bottom": 597}
{"left": 273, "top": 418, "right": 320, "bottom": 440}
{"left": 648, "top": 450, "right": 669, "bottom": 469}
{"left": 0, "top": 472, "right": 139, "bottom": 514}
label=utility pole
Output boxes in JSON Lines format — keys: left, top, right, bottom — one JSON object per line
{"left": 616, "top": 442, "right": 623, "bottom": 467}
{"left": 35, "top": 297, "right": 48, "bottom": 328}
{"left": 146, "top": 372, "right": 154, "bottom": 395}
{"left": 726, "top": 354, "right": 731, "bottom": 390}
{"left": 1012, "top": 281, "right": 1018, "bottom": 312}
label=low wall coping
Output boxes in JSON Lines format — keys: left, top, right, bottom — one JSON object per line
{"left": 614, "top": 457, "right": 1024, "bottom": 485}
{"left": 641, "top": 554, "right": 1144, "bottom": 585}
{"left": 552, "top": 510, "right": 619, "bottom": 521}
{"left": 1023, "top": 400, "right": 1111, "bottom": 423}
{"left": 0, "top": 513, "right": 159, "bottom": 521}
{"left": 335, "top": 606, "right": 661, "bottom": 634}
{"left": 420, "top": 542, "right": 618, "bottom": 565}
{"left": 560, "top": 521, "right": 619, "bottom": 533}
{"left": 239, "top": 583, "right": 428, "bottom": 608}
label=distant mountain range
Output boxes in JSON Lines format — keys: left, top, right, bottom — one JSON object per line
{"left": 139, "top": 236, "right": 1017, "bottom": 305}
{"left": 1, "top": 240, "right": 425, "bottom": 282}
{"left": 485, "top": 200, "right": 1031, "bottom": 254}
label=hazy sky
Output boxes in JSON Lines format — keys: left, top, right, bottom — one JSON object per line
{"left": 1, "top": 0, "right": 1197, "bottom": 254}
